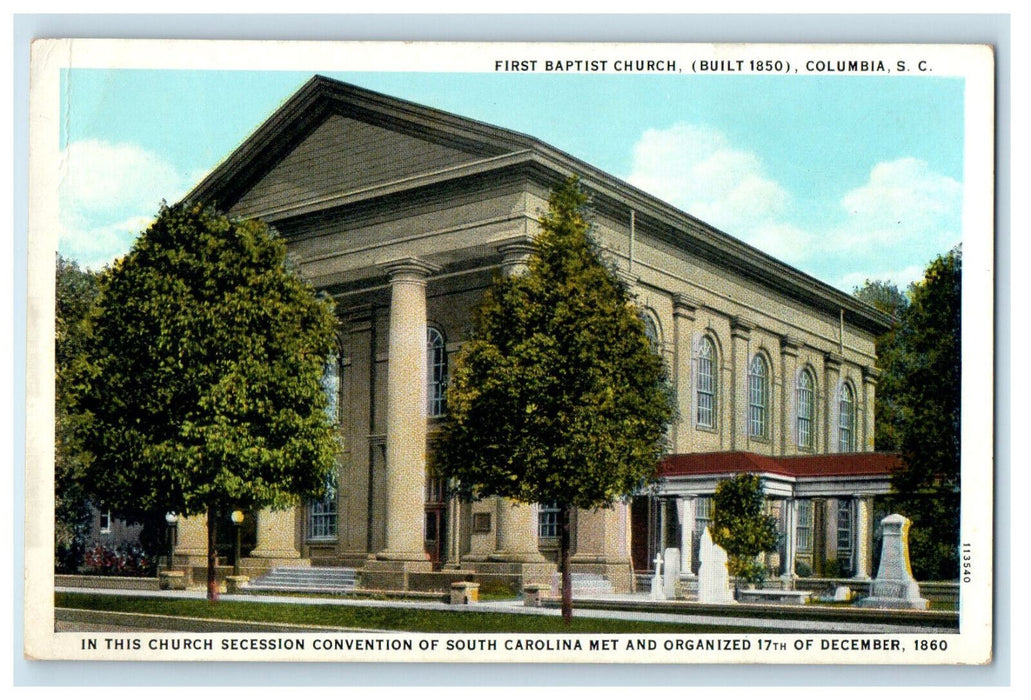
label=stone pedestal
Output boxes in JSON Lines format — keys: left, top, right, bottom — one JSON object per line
{"left": 159, "top": 571, "right": 186, "bottom": 590}
{"left": 523, "top": 583, "right": 551, "bottom": 607}
{"left": 450, "top": 581, "right": 479, "bottom": 605}
{"left": 225, "top": 575, "right": 249, "bottom": 594}
{"left": 570, "top": 504, "right": 634, "bottom": 593}
{"left": 857, "top": 514, "right": 929, "bottom": 610}
{"left": 698, "top": 527, "right": 734, "bottom": 604}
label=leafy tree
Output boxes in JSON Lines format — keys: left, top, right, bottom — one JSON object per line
{"left": 853, "top": 249, "right": 961, "bottom": 579}
{"left": 710, "top": 474, "right": 779, "bottom": 586}
{"left": 55, "top": 256, "right": 100, "bottom": 571}
{"left": 887, "top": 249, "right": 962, "bottom": 580}
{"left": 437, "top": 177, "right": 675, "bottom": 622}
{"left": 75, "top": 203, "right": 339, "bottom": 600}
{"left": 854, "top": 279, "right": 910, "bottom": 452}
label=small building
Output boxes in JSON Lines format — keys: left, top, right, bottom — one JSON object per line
{"left": 172, "top": 75, "right": 895, "bottom": 592}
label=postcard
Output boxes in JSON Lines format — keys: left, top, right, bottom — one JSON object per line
{"left": 25, "top": 38, "right": 994, "bottom": 665}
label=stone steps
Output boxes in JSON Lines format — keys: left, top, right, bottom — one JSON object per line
{"left": 244, "top": 566, "right": 358, "bottom": 595}
{"left": 551, "top": 572, "right": 616, "bottom": 597}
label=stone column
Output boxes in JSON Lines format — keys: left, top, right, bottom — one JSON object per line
{"left": 499, "top": 240, "right": 535, "bottom": 276}
{"left": 675, "top": 496, "right": 696, "bottom": 577}
{"left": 862, "top": 366, "right": 880, "bottom": 452}
{"left": 377, "top": 257, "right": 438, "bottom": 562}
{"left": 824, "top": 353, "right": 843, "bottom": 453}
{"left": 853, "top": 496, "right": 873, "bottom": 579}
{"left": 493, "top": 501, "right": 546, "bottom": 562}
{"left": 730, "top": 317, "right": 754, "bottom": 450}
{"left": 175, "top": 514, "right": 208, "bottom": 558}
{"left": 780, "top": 336, "right": 801, "bottom": 455}
{"left": 571, "top": 503, "right": 634, "bottom": 593}
{"left": 250, "top": 508, "right": 302, "bottom": 560}
{"left": 781, "top": 498, "right": 798, "bottom": 582}
{"left": 672, "top": 295, "right": 698, "bottom": 453}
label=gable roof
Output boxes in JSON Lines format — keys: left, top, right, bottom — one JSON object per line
{"left": 187, "top": 75, "right": 892, "bottom": 335}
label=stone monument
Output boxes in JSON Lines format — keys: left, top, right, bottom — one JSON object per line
{"left": 650, "top": 552, "right": 666, "bottom": 600}
{"left": 698, "top": 527, "right": 735, "bottom": 604}
{"left": 663, "top": 547, "right": 681, "bottom": 599}
{"left": 857, "top": 513, "right": 929, "bottom": 610}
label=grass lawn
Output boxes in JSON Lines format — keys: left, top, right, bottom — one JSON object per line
{"left": 56, "top": 593, "right": 762, "bottom": 634}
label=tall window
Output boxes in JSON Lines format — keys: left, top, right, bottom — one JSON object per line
{"left": 308, "top": 473, "right": 338, "bottom": 540}
{"left": 642, "top": 314, "right": 660, "bottom": 352}
{"left": 538, "top": 502, "right": 560, "bottom": 538}
{"left": 796, "top": 500, "right": 813, "bottom": 554}
{"left": 427, "top": 327, "right": 447, "bottom": 417}
{"left": 694, "top": 496, "right": 713, "bottom": 537}
{"left": 696, "top": 337, "right": 717, "bottom": 428}
{"left": 838, "top": 383, "right": 855, "bottom": 451}
{"left": 748, "top": 354, "right": 769, "bottom": 439}
{"left": 796, "top": 369, "right": 815, "bottom": 449}
{"left": 836, "top": 499, "right": 854, "bottom": 574}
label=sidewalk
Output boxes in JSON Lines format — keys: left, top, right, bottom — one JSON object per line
{"left": 55, "top": 586, "right": 957, "bottom": 635}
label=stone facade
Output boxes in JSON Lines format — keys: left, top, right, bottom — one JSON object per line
{"left": 175, "top": 76, "right": 893, "bottom": 592}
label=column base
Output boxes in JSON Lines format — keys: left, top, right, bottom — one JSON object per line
{"left": 360, "top": 558, "right": 434, "bottom": 591}
{"left": 488, "top": 550, "right": 548, "bottom": 564}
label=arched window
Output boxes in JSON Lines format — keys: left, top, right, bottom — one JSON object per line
{"left": 748, "top": 354, "right": 770, "bottom": 439}
{"left": 796, "top": 369, "right": 815, "bottom": 449}
{"left": 642, "top": 314, "right": 660, "bottom": 353}
{"left": 838, "top": 383, "right": 856, "bottom": 451}
{"left": 696, "top": 337, "right": 717, "bottom": 428}
{"left": 427, "top": 327, "right": 447, "bottom": 417}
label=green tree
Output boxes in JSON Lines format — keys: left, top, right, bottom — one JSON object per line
{"left": 75, "top": 203, "right": 339, "bottom": 600}
{"left": 853, "top": 279, "right": 910, "bottom": 452}
{"left": 55, "top": 255, "right": 100, "bottom": 571}
{"left": 887, "top": 249, "right": 962, "bottom": 580}
{"left": 437, "top": 177, "right": 675, "bottom": 623}
{"left": 710, "top": 474, "right": 779, "bottom": 586}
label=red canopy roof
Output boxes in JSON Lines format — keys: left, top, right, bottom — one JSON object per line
{"left": 659, "top": 451, "right": 902, "bottom": 479}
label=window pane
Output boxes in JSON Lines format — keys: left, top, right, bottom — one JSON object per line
{"left": 427, "top": 328, "right": 447, "bottom": 417}
{"left": 839, "top": 384, "right": 855, "bottom": 451}
{"left": 748, "top": 355, "right": 768, "bottom": 438}
{"left": 797, "top": 370, "right": 814, "bottom": 448}
{"left": 696, "top": 339, "right": 716, "bottom": 427}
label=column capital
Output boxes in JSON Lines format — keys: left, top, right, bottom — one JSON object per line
{"left": 824, "top": 352, "right": 844, "bottom": 371}
{"left": 730, "top": 316, "right": 754, "bottom": 340}
{"left": 616, "top": 270, "right": 640, "bottom": 288}
{"left": 673, "top": 293, "right": 702, "bottom": 321}
{"left": 780, "top": 335, "right": 803, "bottom": 356}
{"left": 862, "top": 365, "right": 882, "bottom": 384}
{"left": 379, "top": 257, "right": 441, "bottom": 281}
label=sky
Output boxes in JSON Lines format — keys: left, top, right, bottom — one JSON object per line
{"left": 57, "top": 68, "right": 965, "bottom": 292}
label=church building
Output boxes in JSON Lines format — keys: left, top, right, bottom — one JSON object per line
{"left": 172, "top": 75, "right": 895, "bottom": 592}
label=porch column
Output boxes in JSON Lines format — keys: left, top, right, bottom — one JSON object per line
{"left": 174, "top": 514, "right": 208, "bottom": 558}
{"left": 250, "top": 508, "right": 302, "bottom": 560}
{"left": 377, "top": 257, "right": 438, "bottom": 561}
{"left": 675, "top": 496, "right": 696, "bottom": 577}
{"left": 730, "top": 317, "right": 754, "bottom": 450}
{"left": 853, "top": 496, "right": 873, "bottom": 579}
{"left": 781, "top": 498, "right": 798, "bottom": 582}
{"left": 494, "top": 501, "right": 546, "bottom": 562}
{"left": 672, "top": 295, "right": 698, "bottom": 452}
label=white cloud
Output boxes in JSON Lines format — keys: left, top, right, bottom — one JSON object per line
{"left": 627, "top": 124, "right": 788, "bottom": 235}
{"left": 624, "top": 124, "right": 961, "bottom": 290}
{"left": 58, "top": 139, "right": 194, "bottom": 269}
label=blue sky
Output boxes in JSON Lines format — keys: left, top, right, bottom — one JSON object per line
{"left": 58, "top": 69, "right": 965, "bottom": 292}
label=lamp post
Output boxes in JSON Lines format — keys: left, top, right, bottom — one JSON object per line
{"left": 230, "top": 510, "right": 245, "bottom": 577}
{"left": 164, "top": 512, "right": 178, "bottom": 571}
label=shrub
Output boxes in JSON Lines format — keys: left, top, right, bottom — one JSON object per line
{"left": 81, "top": 543, "right": 155, "bottom": 577}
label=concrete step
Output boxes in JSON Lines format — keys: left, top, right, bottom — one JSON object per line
{"left": 245, "top": 566, "right": 358, "bottom": 594}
